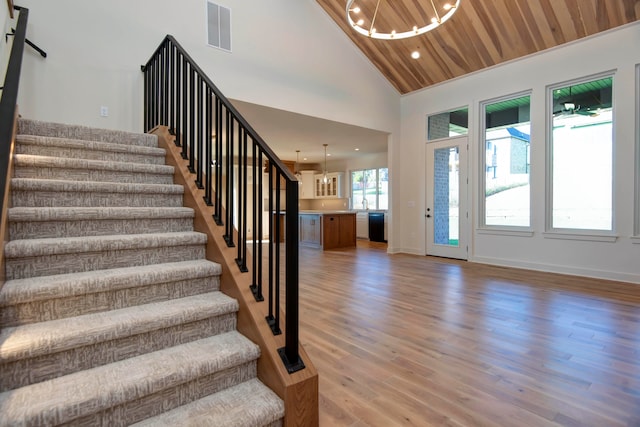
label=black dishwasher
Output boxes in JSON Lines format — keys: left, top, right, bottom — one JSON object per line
{"left": 368, "top": 212, "right": 386, "bottom": 242}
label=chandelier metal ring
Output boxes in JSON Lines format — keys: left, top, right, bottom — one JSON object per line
{"left": 346, "top": 0, "right": 461, "bottom": 40}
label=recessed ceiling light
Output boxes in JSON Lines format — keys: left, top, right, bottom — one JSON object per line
{"left": 411, "top": 51, "right": 420, "bottom": 59}
{"left": 355, "top": 148, "right": 360, "bottom": 151}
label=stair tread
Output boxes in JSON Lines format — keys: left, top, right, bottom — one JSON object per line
{"left": 8, "top": 206, "right": 194, "bottom": 222}
{"left": 4, "top": 231, "right": 207, "bottom": 258}
{"left": 0, "top": 292, "right": 238, "bottom": 362}
{"left": 0, "top": 259, "right": 221, "bottom": 306}
{"left": 18, "top": 119, "right": 158, "bottom": 147}
{"left": 10, "top": 177, "right": 184, "bottom": 194}
{"left": 0, "top": 332, "right": 260, "bottom": 426}
{"left": 16, "top": 134, "right": 166, "bottom": 156}
{"left": 14, "top": 153, "right": 174, "bottom": 174}
{"left": 132, "top": 378, "right": 284, "bottom": 427}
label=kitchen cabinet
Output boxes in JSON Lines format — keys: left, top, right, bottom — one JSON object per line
{"left": 299, "top": 213, "right": 321, "bottom": 248}
{"left": 314, "top": 172, "right": 343, "bottom": 198}
{"left": 299, "top": 170, "right": 316, "bottom": 199}
{"left": 322, "top": 213, "right": 355, "bottom": 250}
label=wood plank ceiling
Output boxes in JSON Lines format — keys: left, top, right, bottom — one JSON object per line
{"left": 316, "top": 0, "right": 640, "bottom": 94}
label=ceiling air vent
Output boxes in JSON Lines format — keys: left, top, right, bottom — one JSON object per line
{"left": 207, "top": 2, "right": 231, "bottom": 52}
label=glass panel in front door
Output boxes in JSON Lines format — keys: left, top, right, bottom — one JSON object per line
{"left": 433, "top": 146, "right": 459, "bottom": 247}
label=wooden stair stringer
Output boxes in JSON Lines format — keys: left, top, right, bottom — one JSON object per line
{"left": 152, "top": 126, "right": 319, "bottom": 427}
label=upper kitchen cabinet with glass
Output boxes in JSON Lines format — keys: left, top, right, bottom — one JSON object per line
{"left": 314, "top": 172, "right": 343, "bottom": 198}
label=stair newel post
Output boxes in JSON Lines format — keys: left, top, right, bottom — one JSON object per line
{"left": 161, "top": 40, "right": 169, "bottom": 128}
{"left": 278, "top": 179, "right": 305, "bottom": 373}
{"left": 142, "top": 62, "right": 148, "bottom": 132}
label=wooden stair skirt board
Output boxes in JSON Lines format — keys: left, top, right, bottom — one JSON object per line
{"left": 0, "top": 118, "right": 319, "bottom": 426}
{"left": 151, "top": 125, "right": 319, "bottom": 427}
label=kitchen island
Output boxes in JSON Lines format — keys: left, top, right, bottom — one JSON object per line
{"left": 299, "top": 211, "right": 356, "bottom": 250}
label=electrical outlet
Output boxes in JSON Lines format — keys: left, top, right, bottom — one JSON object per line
{"left": 100, "top": 106, "right": 109, "bottom": 117}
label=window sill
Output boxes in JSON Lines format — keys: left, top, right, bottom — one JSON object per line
{"left": 543, "top": 231, "right": 618, "bottom": 243}
{"left": 477, "top": 228, "right": 534, "bottom": 237}
{"left": 631, "top": 236, "right": 640, "bottom": 244}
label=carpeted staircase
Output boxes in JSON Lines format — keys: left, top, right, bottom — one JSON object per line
{"left": 0, "top": 119, "right": 284, "bottom": 426}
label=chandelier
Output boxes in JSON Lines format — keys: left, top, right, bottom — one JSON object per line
{"left": 346, "top": 0, "right": 460, "bottom": 40}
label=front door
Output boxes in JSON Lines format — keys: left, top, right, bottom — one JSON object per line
{"left": 425, "top": 137, "right": 468, "bottom": 259}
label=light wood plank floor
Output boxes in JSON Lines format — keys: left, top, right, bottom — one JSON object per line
{"left": 297, "top": 240, "right": 640, "bottom": 427}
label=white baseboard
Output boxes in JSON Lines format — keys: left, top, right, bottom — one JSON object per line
{"left": 471, "top": 255, "right": 640, "bottom": 284}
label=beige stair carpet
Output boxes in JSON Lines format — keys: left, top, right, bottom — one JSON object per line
{"left": 0, "top": 119, "right": 284, "bottom": 426}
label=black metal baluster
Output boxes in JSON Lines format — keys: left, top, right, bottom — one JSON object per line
{"left": 169, "top": 43, "right": 175, "bottom": 134}
{"left": 181, "top": 61, "right": 188, "bottom": 157}
{"left": 273, "top": 170, "right": 282, "bottom": 335}
{"left": 266, "top": 162, "right": 276, "bottom": 332}
{"left": 188, "top": 67, "right": 196, "bottom": 172}
{"left": 251, "top": 143, "right": 263, "bottom": 301}
{"left": 204, "top": 85, "right": 213, "bottom": 206}
{"left": 224, "top": 111, "right": 235, "bottom": 247}
{"left": 214, "top": 97, "right": 223, "bottom": 225}
{"left": 195, "top": 75, "right": 203, "bottom": 188}
{"left": 174, "top": 51, "right": 182, "bottom": 147}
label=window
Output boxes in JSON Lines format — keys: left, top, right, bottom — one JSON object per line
{"left": 481, "top": 93, "right": 531, "bottom": 227}
{"left": 351, "top": 168, "right": 388, "bottom": 210}
{"left": 549, "top": 75, "right": 613, "bottom": 231}
{"left": 427, "top": 107, "right": 468, "bottom": 141}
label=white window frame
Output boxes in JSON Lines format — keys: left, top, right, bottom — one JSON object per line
{"left": 426, "top": 106, "right": 469, "bottom": 142}
{"left": 350, "top": 168, "right": 388, "bottom": 211}
{"left": 478, "top": 90, "right": 533, "bottom": 233}
{"left": 634, "top": 64, "right": 640, "bottom": 243}
{"left": 544, "top": 72, "right": 617, "bottom": 242}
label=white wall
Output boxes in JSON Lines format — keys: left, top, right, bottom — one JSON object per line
{"left": 14, "top": 0, "right": 402, "bottom": 248}
{"left": 0, "top": 3, "right": 13, "bottom": 86}
{"left": 396, "top": 22, "right": 640, "bottom": 283}
{"left": 15, "top": 0, "right": 400, "bottom": 134}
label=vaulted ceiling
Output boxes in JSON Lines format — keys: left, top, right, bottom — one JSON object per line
{"left": 316, "top": 0, "right": 640, "bottom": 94}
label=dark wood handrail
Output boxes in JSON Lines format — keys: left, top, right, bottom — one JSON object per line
{"left": 0, "top": 5, "right": 28, "bottom": 219}
{"left": 141, "top": 35, "right": 304, "bottom": 374}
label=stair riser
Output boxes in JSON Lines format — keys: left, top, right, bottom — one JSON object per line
{"left": 60, "top": 362, "right": 257, "bottom": 427}
{"left": 0, "top": 313, "right": 237, "bottom": 391}
{"left": 13, "top": 166, "right": 174, "bottom": 185}
{"left": 6, "top": 245, "right": 206, "bottom": 280}
{"left": 10, "top": 217, "right": 194, "bottom": 240}
{"left": 11, "top": 190, "right": 183, "bottom": 208}
{"left": 16, "top": 144, "right": 165, "bottom": 165}
{"left": 0, "top": 275, "right": 220, "bottom": 327}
